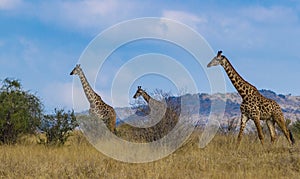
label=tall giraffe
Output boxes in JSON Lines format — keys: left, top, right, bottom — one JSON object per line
{"left": 70, "top": 64, "right": 116, "bottom": 133}
{"left": 207, "top": 51, "right": 295, "bottom": 146}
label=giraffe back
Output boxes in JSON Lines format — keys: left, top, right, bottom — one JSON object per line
{"left": 89, "top": 94, "right": 116, "bottom": 132}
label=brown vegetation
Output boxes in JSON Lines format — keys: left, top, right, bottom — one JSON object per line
{"left": 0, "top": 131, "right": 299, "bottom": 178}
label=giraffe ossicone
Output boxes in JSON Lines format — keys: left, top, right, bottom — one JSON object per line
{"left": 208, "top": 51, "right": 295, "bottom": 146}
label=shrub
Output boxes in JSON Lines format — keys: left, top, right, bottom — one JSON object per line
{"left": 38, "top": 109, "right": 78, "bottom": 145}
{"left": 0, "top": 78, "right": 43, "bottom": 144}
{"left": 291, "top": 119, "right": 300, "bottom": 139}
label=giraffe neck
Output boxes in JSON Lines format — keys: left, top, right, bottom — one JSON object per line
{"left": 141, "top": 91, "right": 151, "bottom": 103}
{"left": 77, "top": 68, "right": 102, "bottom": 104}
{"left": 221, "top": 58, "right": 258, "bottom": 99}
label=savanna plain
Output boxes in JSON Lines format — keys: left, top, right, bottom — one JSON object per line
{"left": 0, "top": 130, "right": 299, "bottom": 179}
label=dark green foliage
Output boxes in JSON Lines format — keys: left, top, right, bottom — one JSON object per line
{"left": 0, "top": 78, "right": 43, "bottom": 144}
{"left": 291, "top": 119, "right": 300, "bottom": 139}
{"left": 39, "top": 109, "right": 78, "bottom": 145}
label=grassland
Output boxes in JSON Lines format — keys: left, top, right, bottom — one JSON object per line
{"left": 0, "top": 131, "right": 299, "bottom": 179}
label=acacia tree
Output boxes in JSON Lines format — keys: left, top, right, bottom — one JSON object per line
{"left": 0, "top": 78, "right": 43, "bottom": 144}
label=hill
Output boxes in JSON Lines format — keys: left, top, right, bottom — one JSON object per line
{"left": 115, "top": 90, "right": 300, "bottom": 130}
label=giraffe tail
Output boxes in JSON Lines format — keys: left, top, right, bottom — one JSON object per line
{"left": 289, "top": 130, "right": 295, "bottom": 145}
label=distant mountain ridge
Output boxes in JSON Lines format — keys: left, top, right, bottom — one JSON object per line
{"left": 115, "top": 89, "right": 300, "bottom": 126}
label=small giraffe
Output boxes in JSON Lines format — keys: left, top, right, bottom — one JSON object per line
{"left": 70, "top": 64, "right": 116, "bottom": 133}
{"left": 132, "top": 86, "right": 178, "bottom": 141}
{"left": 207, "top": 51, "right": 295, "bottom": 146}
{"left": 133, "top": 86, "right": 151, "bottom": 103}
{"left": 133, "top": 86, "right": 167, "bottom": 120}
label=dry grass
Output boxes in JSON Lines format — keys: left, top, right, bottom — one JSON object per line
{"left": 0, "top": 131, "right": 299, "bottom": 179}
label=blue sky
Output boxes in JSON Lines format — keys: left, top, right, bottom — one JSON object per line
{"left": 1, "top": 0, "right": 300, "bottom": 112}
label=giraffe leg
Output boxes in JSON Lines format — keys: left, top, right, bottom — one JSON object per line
{"left": 266, "top": 119, "right": 276, "bottom": 144}
{"left": 237, "top": 114, "right": 248, "bottom": 147}
{"left": 253, "top": 116, "right": 264, "bottom": 145}
{"left": 106, "top": 118, "right": 114, "bottom": 134}
{"left": 110, "top": 120, "right": 116, "bottom": 134}
{"left": 273, "top": 114, "right": 293, "bottom": 145}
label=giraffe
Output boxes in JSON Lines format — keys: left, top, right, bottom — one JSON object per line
{"left": 133, "top": 86, "right": 167, "bottom": 122}
{"left": 70, "top": 64, "right": 116, "bottom": 133}
{"left": 132, "top": 86, "right": 179, "bottom": 141}
{"left": 133, "top": 86, "right": 151, "bottom": 103}
{"left": 207, "top": 51, "right": 295, "bottom": 146}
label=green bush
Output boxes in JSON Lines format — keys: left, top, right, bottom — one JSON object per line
{"left": 291, "top": 119, "right": 300, "bottom": 139}
{"left": 39, "top": 109, "right": 78, "bottom": 145}
{"left": 0, "top": 78, "right": 43, "bottom": 144}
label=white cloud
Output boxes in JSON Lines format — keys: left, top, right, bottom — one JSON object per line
{"left": 162, "top": 10, "right": 206, "bottom": 30}
{"left": 0, "top": 0, "right": 22, "bottom": 10}
{"left": 0, "top": 0, "right": 139, "bottom": 34}
{"left": 160, "top": 8, "right": 267, "bottom": 51}
{"left": 190, "top": 5, "right": 300, "bottom": 54}
{"left": 36, "top": 0, "right": 138, "bottom": 34}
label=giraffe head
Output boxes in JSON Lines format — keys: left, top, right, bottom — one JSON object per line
{"left": 207, "top": 51, "right": 226, "bottom": 67}
{"left": 70, "top": 64, "right": 81, "bottom": 75}
{"left": 133, "top": 86, "right": 144, "bottom": 99}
